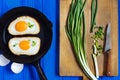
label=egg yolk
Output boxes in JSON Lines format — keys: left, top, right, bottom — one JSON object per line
{"left": 15, "top": 21, "right": 27, "bottom": 32}
{"left": 19, "top": 40, "right": 30, "bottom": 50}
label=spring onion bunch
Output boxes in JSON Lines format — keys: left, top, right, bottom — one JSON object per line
{"left": 66, "top": 0, "right": 97, "bottom": 79}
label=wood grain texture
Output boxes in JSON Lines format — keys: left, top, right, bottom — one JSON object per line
{"left": 60, "top": 0, "right": 118, "bottom": 79}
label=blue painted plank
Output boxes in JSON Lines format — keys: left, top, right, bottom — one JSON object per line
{"left": 22, "top": 0, "right": 35, "bottom": 7}
{"left": 3, "top": 62, "right": 24, "bottom": 80}
{"left": 23, "top": 64, "right": 39, "bottom": 80}
{"left": 22, "top": 0, "right": 42, "bottom": 12}
{"left": 2, "top": 0, "right": 22, "bottom": 15}
{"left": 21, "top": 0, "right": 43, "bottom": 80}
{"left": 34, "top": 0, "right": 43, "bottom": 11}
{"left": 42, "top": 0, "right": 59, "bottom": 79}
{"left": 42, "top": 0, "right": 80, "bottom": 80}
{"left": 0, "top": 0, "right": 3, "bottom": 17}
{"left": 1, "top": 0, "right": 24, "bottom": 80}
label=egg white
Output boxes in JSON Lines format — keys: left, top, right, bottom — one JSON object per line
{"left": 8, "top": 16, "right": 40, "bottom": 35}
{"left": 8, "top": 37, "right": 40, "bottom": 56}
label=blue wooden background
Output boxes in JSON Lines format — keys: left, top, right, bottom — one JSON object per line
{"left": 0, "top": 0, "right": 119, "bottom": 80}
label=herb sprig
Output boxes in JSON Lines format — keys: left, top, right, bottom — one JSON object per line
{"left": 28, "top": 22, "right": 34, "bottom": 28}
{"left": 92, "top": 26, "right": 104, "bottom": 56}
{"left": 13, "top": 43, "right": 18, "bottom": 47}
{"left": 32, "top": 41, "right": 36, "bottom": 47}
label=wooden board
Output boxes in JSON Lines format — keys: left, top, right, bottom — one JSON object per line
{"left": 60, "top": 0, "right": 118, "bottom": 79}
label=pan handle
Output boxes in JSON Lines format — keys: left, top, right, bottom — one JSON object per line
{"left": 33, "top": 60, "right": 47, "bottom": 80}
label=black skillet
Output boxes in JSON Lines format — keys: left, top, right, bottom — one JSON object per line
{"left": 0, "top": 7, "right": 52, "bottom": 80}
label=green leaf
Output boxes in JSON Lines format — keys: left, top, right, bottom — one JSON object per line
{"left": 29, "top": 24, "right": 34, "bottom": 28}
{"left": 28, "top": 22, "right": 34, "bottom": 28}
{"left": 28, "top": 22, "right": 30, "bottom": 26}
{"left": 13, "top": 43, "right": 18, "bottom": 47}
{"left": 32, "top": 41, "right": 36, "bottom": 47}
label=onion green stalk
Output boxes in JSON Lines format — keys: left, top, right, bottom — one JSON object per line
{"left": 92, "top": 44, "right": 99, "bottom": 78}
{"left": 91, "top": 26, "right": 104, "bottom": 78}
{"left": 66, "top": 0, "right": 97, "bottom": 79}
{"left": 90, "top": 0, "right": 102, "bottom": 78}
{"left": 92, "top": 54, "right": 99, "bottom": 78}
{"left": 90, "top": 0, "right": 98, "bottom": 32}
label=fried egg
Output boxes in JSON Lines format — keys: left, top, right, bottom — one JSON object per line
{"left": 8, "top": 16, "right": 40, "bottom": 35}
{"left": 8, "top": 37, "right": 40, "bottom": 56}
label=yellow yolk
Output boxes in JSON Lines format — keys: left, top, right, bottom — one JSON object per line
{"left": 19, "top": 40, "right": 30, "bottom": 50}
{"left": 15, "top": 21, "right": 27, "bottom": 32}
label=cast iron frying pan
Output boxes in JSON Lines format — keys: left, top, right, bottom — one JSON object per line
{"left": 0, "top": 7, "right": 52, "bottom": 80}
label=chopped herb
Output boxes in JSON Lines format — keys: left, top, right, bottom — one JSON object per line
{"left": 92, "top": 26, "right": 104, "bottom": 55}
{"left": 92, "top": 26, "right": 104, "bottom": 41}
{"left": 13, "top": 43, "right": 18, "bottom": 47}
{"left": 28, "top": 22, "right": 30, "bottom": 25}
{"left": 29, "top": 24, "right": 34, "bottom": 28}
{"left": 28, "top": 22, "right": 34, "bottom": 28}
{"left": 32, "top": 41, "right": 36, "bottom": 47}
{"left": 97, "top": 45, "right": 103, "bottom": 50}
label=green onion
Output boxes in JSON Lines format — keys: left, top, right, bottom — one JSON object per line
{"left": 92, "top": 54, "right": 99, "bottom": 78}
{"left": 28, "top": 22, "right": 34, "bottom": 28}
{"left": 91, "top": 26, "right": 104, "bottom": 78}
{"left": 66, "top": 0, "right": 97, "bottom": 79}
{"left": 90, "top": 0, "right": 101, "bottom": 78}
{"left": 13, "top": 43, "right": 18, "bottom": 47}
{"left": 32, "top": 41, "right": 36, "bottom": 47}
{"left": 90, "top": 0, "right": 98, "bottom": 32}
